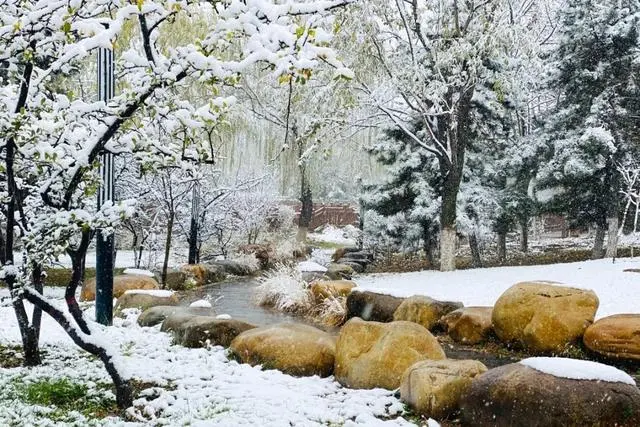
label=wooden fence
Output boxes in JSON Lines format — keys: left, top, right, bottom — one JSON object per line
{"left": 284, "top": 201, "right": 360, "bottom": 230}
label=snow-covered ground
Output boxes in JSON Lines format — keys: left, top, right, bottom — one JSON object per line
{"left": 0, "top": 290, "right": 410, "bottom": 426}
{"left": 15, "top": 250, "right": 184, "bottom": 270}
{"left": 355, "top": 258, "right": 640, "bottom": 319}
{"left": 308, "top": 225, "right": 359, "bottom": 246}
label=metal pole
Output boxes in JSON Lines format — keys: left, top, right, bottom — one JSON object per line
{"left": 96, "top": 47, "right": 115, "bottom": 326}
{"left": 188, "top": 181, "right": 199, "bottom": 264}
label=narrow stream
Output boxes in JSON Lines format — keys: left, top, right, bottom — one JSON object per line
{"left": 178, "top": 278, "right": 314, "bottom": 327}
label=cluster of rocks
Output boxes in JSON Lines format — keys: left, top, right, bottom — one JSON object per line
{"left": 80, "top": 260, "right": 258, "bottom": 302}
{"left": 338, "top": 281, "right": 640, "bottom": 424}
{"left": 326, "top": 247, "right": 375, "bottom": 278}
{"left": 119, "top": 275, "right": 639, "bottom": 425}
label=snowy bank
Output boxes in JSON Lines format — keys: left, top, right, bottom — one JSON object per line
{"left": 0, "top": 293, "right": 410, "bottom": 426}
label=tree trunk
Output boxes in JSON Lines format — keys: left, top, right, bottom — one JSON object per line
{"left": 161, "top": 214, "right": 174, "bottom": 286}
{"left": 605, "top": 215, "right": 619, "bottom": 258}
{"left": 24, "top": 263, "right": 44, "bottom": 366}
{"left": 439, "top": 168, "right": 461, "bottom": 272}
{"left": 188, "top": 214, "right": 198, "bottom": 264}
{"left": 592, "top": 224, "right": 606, "bottom": 259}
{"left": 421, "top": 222, "right": 435, "bottom": 266}
{"left": 297, "top": 163, "right": 313, "bottom": 243}
{"left": 4, "top": 90, "right": 42, "bottom": 366}
{"left": 22, "top": 288, "right": 133, "bottom": 408}
{"left": 130, "top": 231, "right": 138, "bottom": 254}
{"left": 469, "top": 233, "right": 483, "bottom": 268}
{"left": 520, "top": 219, "right": 529, "bottom": 253}
{"left": 497, "top": 231, "right": 507, "bottom": 263}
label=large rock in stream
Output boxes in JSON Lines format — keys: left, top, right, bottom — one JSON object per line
{"left": 346, "top": 291, "right": 404, "bottom": 322}
{"left": 334, "top": 318, "right": 445, "bottom": 390}
{"left": 583, "top": 314, "right": 640, "bottom": 361}
{"left": 400, "top": 359, "right": 487, "bottom": 419}
{"left": 440, "top": 306, "right": 494, "bottom": 344}
{"left": 492, "top": 281, "right": 598, "bottom": 353}
{"left": 114, "top": 290, "right": 179, "bottom": 314}
{"left": 80, "top": 274, "right": 159, "bottom": 301}
{"left": 460, "top": 358, "right": 640, "bottom": 427}
{"left": 138, "top": 306, "right": 217, "bottom": 327}
{"left": 230, "top": 323, "right": 337, "bottom": 377}
{"left": 393, "top": 295, "right": 463, "bottom": 330}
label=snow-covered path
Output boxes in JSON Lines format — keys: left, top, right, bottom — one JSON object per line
{"left": 355, "top": 257, "right": 640, "bottom": 319}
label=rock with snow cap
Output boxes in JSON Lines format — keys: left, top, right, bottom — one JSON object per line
{"left": 460, "top": 358, "right": 640, "bottom": 427}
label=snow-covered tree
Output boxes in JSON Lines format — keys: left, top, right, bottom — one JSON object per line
{"left": 0, "top": 0, "right": 350, "bottom": 408}
{"left": 356, "top": 0, "right": 537, "bottom": 270}
{"left": 537, "top": 0, "right": 640, "bottom": 258}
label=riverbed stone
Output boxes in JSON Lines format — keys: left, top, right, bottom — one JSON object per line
{"left": 440, "top": 307, "right": 494, "bottom": 344}
{"left": 114, "top": 290, "right": 179, "bottom": 314}
{"left": 210, "top": 259, "right": 255, "bottom": 276}
{"left": 177, "top": 316, "right": 256, "bottom": 348}
{"left": 583, "top": 314, "right": 640, "bottom": 361}
{"left": 400, "top": 359, "right": 487, "bottom": 419}
{"left": 326, "top": 263, "right": 355, "bottom": 280}
{"left": 393, "top": 295, "right": 463, "bottom": 330}
{"left": 334, "top": 318, "right": 446, "bottom": 390}
{"left": 310, "top": 280, "right": 356, "bottom": 302}
{"left": 460, "top": 361, "right": 640, "bottom": 427}
{"left": 137, "top": 306, "right": 218, "bottom": 327}
{"left": 230, "top": 323, "right": 337, "bottom": 377}
{"left": 80, "top": 274, "right": 159, "bottom": 301}
{"left": 346, "top": 291, "right": 404, "bottom": 322}
{"left": 492, "top": 281, "right": 599, "bottom": 353}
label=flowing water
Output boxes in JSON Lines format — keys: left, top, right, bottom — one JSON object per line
{"left": 179, "top": 278, "right": 310, "bottom": 327}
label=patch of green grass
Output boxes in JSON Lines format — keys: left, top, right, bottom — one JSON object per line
{"left": 10, "top": 378, "right": 117, "bottom": 420}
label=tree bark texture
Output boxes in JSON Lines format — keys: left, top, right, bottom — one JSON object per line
{"left": 469, "top": 233, "right": 483, "bottom": 268}
{"left": 592, "top": 225, "right": 606, "bottom": 259}
{"left": 497, "top": 231, "right": 507, "bottom": 263}
{"left": 161, "top": 214, "right": 174, "bottom": 286}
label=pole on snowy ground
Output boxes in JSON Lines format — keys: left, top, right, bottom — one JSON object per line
{"left": 96, "top": 47, "right": 115, "bottom": 326}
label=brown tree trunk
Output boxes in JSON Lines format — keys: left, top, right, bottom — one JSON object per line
{"left": 520, "top": 219, "right": 529, "bottom": 253}
{"left": 469, "top": 233, "right": 483, "bottom": 268}
{"left": 297, "top": 163, "right": 313, "bottom": 242}
{"left": 592, "top": 224, "right": 606, "bottom": 259}
{"left": 161, "top": 213, "right": 174, "bottom": 287}
{"left": 497, "top": 231, "right": 507, "bottom": 263}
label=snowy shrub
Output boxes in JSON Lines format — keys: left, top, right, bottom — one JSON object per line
{"left": 312, "top": 296, "right": 347, "bottom": 327}
{"left": 272, "top": 239, "right": 299, "bottom": 263}
{"left": 254, "top": 263, "right": 312, "bottom": 313}
{"left": 228, "top": 253, "right": 261, "bottom": 274}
